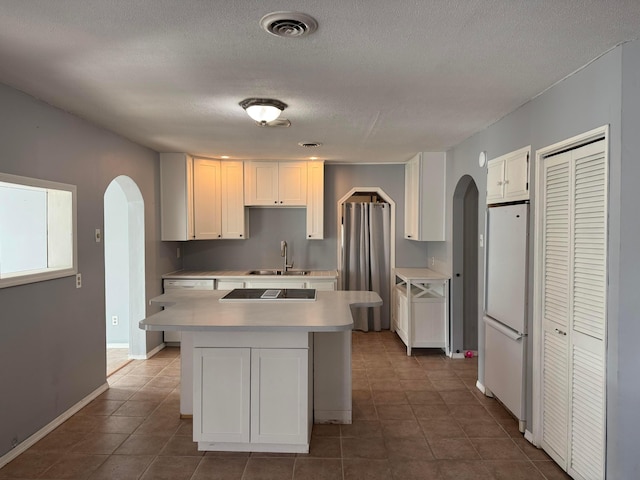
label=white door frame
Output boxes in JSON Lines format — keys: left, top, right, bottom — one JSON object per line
{"left": 336, "top": 187, "right": 396, "bottom": 302}
{"left": 531, "top": 125, "right": 609, "bottom": 445}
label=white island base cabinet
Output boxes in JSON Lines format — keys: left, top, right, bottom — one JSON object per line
{"left": 193, "top": 331, "right": 312, "bottom": 453}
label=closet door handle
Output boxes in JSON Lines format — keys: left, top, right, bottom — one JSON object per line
{"left": 555, "top": 328, "right": 567, "bottom": 336}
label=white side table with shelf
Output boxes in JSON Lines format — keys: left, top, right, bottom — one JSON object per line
{"left": 392, "top": 268, "right": 450, "bottom": 356}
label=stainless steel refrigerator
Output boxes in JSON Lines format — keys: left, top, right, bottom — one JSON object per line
{"left": 483, "top": 202, "right": 528, "bottom": 432}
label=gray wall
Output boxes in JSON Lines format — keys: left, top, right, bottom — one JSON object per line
{"left": 430, "top": 45, "right": 632, "bottom": 476}
{"left": 0, "top": 83, "right": 180, "bottom": 458}
{"left": 614, "top": 39, "right": 640, "bottom": 479}
{"left": 184, "top": 163, "right": 429, "bottom": 270}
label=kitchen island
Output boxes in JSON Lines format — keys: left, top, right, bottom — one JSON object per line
{"left": 140, "top": 289, "right": 381, "bottom": 453}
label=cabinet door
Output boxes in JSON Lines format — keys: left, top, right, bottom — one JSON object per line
{"left": 193, "top": 159, "right": 222, "bottom": 239}
{"left": 160, "top": 153, "right": 193, "bottom": 241}
{"left": 504, "top": 152, "right": 529, "bottom": 201}
{"left": 251, "top": 348, "right": 309, "bottom": 445}
{"left": 404, "top": 155, "right": 419, "bottom": 239}
{"left": 245, "top": 162, "right": 279, "bottom": 206}
{"left": 306, "top": 279, "right": 336, "bottom": 291}
{"left": 486, "top": 158, "right": 505, "bottom": 204}
{"left": 221, "top": 161, "right": 247, "bottom": 238}
{"left": 420, "top": 152, "right": 446, "bottom": 241}
{"left": 216, "top": 280, "right": 245, "bottom": 290}
{"left": 279, "top": 162, "right": 307, "bottom": 206}
{"left": 194, "top": 347, "right": 250, "bottom": 443}
{"left": 306, "top": 161, "right": 324, "bottom": 239}
{"left": 245, "top": 280, "right": 306, "bottom": 289}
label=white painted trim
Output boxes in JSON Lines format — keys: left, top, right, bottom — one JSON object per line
{"left": 106, "top": 343, "right": 129, "bottom": 349}
{"left": 475, "top": 380, "right": 487, "bottom": 394}
{"left": 129, "top": 342, "right": 165, "bottom": 360}
{"left": 531, "top": 124, "right": 609, "bottom": 446}
{"left": 524, "top": 429, "right": 537, "bottom": 446}
{"left": 314, "top": 410, "right": 352, "bottom": 424}
{"left": 0, "top": 382, "right": 108, "bottom": 469}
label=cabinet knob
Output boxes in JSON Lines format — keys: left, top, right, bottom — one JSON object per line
{"left": 274, "top": 201, "right": 277, "bottom": 204}
{"left": 308, "top": 235, "right": 311, "bottom": 238}
{"left": 218, "top": 234, "right": 221, "bottom": 238}
{"left": 497, "top": 181, "right": 503, "bottom": 186}
{"left": 407, "top": 235, "right": 412, "bottom": 238}
{"left": 239, "top": 234, "right": 243, "bottom": 237}
{"left": 280, "top": 201, "right": 283, "bottom": 204}
{"left": 455, "top": 273, "right": 461, "bottom": 277}
{"left": 503, "top": 180, "right": 509, "bottom": 185}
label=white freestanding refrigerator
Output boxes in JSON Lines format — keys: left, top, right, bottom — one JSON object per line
{"left": 483, "top": 202, "right": 528, "bottom": 432}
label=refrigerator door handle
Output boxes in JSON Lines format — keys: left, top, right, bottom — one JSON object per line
{"left": 483, "top": 315, "right": 523, "bottom": 341}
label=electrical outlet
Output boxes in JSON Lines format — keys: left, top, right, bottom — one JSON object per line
{"left": 95, "top": 228, "right": 101, "bottom": 243}
{"left": 479, "top": 234, "right": 484, "bottom": 247}
{"left": 76, "top": 273, "right": 82, "bottom": 288}
{"left": 111, "top": 315, "right": 118, "bottom": 326}
{"left": 430, "top": 256, "right": 435, "bottom": 267}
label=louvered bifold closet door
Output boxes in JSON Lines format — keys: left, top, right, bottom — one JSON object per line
{"left": 541, "top": 152, "right": 571, "bottom": 468}
{"left": 540, "top": 138, "right": 607, "bottom": 480}
{"left": 569, "top": 140, "right": 607, "bottom": 480}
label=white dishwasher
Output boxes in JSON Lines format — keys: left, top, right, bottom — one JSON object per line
{"left": 162, "top": 278, "right": 215, "bottom": 344}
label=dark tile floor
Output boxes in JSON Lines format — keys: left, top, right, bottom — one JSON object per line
{"left": 0, "top": 331, "right": 571, "bottom": 479}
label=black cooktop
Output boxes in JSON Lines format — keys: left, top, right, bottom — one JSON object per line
{"left": 219, "top": 288, "right": 317, "bottom": 302}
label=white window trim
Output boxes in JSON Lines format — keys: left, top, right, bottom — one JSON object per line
{"left": 0, "top": 172, "right": 77, "bottom": 288}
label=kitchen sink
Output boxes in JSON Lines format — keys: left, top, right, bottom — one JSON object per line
{"left": 247, "top": 270, "right": 310, "bottom": 276}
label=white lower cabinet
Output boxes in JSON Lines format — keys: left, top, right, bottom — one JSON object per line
{"left": 251, "top": 349, "right": 309, "bottom": 445}
{"left": 216, "top": 280, "right": 245, "bottom": 290}
{"left": 245, "top": 280, "right": 306, "bottom": 289}
{"left": 392, "top": 283, "right": 446, "bottom": 355}
{"left": 193, "top": 337, "right": 311, "bottom": 452}
{"left": 194, "top": 348, "right": 251, "bottom": 444}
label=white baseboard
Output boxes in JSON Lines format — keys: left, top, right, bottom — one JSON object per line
{"left": 476, "top": 380, "right": 494, "bottom": 397}
{"left": 314, "top": 410, "right": 352, "bottom": 424}
{"left": 0, "top": 382, "right": 109, "bottom": 469}
{"left": 524, "top": 429, "right": 537, "bottom": 446}
{"left": 129, "top": 342, "right": 165, "bottom": 360}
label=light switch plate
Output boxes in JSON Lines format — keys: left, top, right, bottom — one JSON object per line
{"left": 76, "top": 273, "right": 82, "bottom": 288}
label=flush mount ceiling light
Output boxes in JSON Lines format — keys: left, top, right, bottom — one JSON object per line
{"left": 239, "top": 98, "right": 288, "bottom": 125}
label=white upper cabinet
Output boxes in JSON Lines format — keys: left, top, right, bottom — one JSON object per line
{"left": 486, "top": 146, "right": 530, "bottom": 204}
{"left": 160, "top": 154, "right": 247, "bottom": 241}
{"left": 160, "top": 153, "right": 194, "bottom": 241}
{"left": 193, "top": 158, "right": 222, "bottom": 239}
{"left": 221, "top": 161, "right": 248, "bottom": 239}
{"left": 306, "top": 161, "right": 324, "bottom": 239}
{"left": 244, "top": 161, "right": 307, "bottom": 206}
{"left": 404, "top": 152, "right": 446, "bottom": 241}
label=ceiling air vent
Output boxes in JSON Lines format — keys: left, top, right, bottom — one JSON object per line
{"left": 260, "top": 12, "right": 318, "bottom": 38}
{"left": 298, "top": 142, "right": 322, "bottom": 148}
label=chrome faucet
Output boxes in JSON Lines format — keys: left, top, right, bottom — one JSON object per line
{"left": 281, "top": 240, "right": 293, "bottom": 273}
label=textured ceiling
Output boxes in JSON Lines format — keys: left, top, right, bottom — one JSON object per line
{"left": 1, "top": 0, "right": 639, "bottom": 163}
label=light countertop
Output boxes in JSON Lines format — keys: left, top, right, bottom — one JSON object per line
{"left": 394, "top": 267, "right": 450, "bottom": 281}
{"left": 140, "top": 289, "right": 382, "bottom": 332}
{"left": 162, "top": 270, "right": 338, "bottom": 279}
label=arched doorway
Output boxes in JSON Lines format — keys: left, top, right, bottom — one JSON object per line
{"left": 336, "top": 187, "right": 396, "bottom": 331}
{"left": 104, "top": 176, "right": 146, "bottom": 375}
{"left": 451, "top": 175, "right": 479, "bottom": 355}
